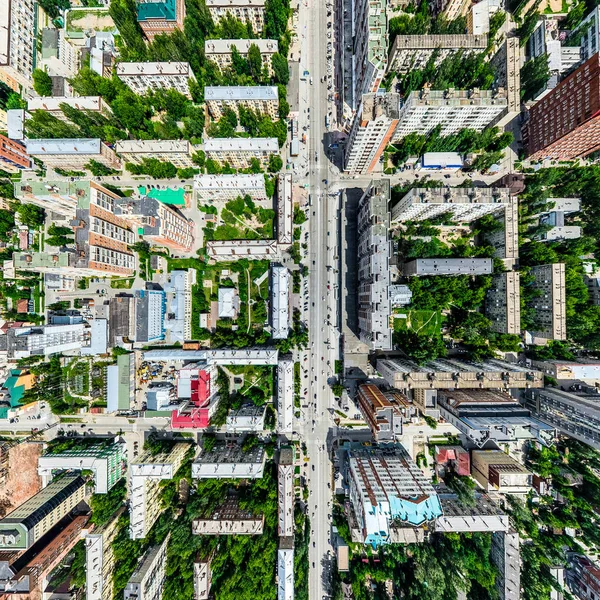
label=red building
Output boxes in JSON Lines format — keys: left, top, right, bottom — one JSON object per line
{"left": 525, "top": 53, "right": 600, "bottom": 161}
{"left": 171, "top": 366, "right": 217, "bottom": 429}
{"left": 435, "top": 445, "right": 470, "bottom": 477}
{"left": 567, "top": 555, "right": 600, "bottom": 599}
{"left": 0, "top": 135, "right": 30, "bottom": 172}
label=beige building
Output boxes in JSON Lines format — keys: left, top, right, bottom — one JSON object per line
{"left": 205, "top": 39, "right": 278, "bottom": 75}
{"left": 471, "top": 450, "right": 532, "bottom": 494}
{"left": 485, "top": 272, "right": 521, "bottom": 335}
{"left": 203, "top": 137, "right": 279, "bottom": 169}
{"left": 194, "top": 173, "right": 268, "bottom": 202}
{"left": 116, "top": 139, "right": 194, "bottom": 168}
{"left": 205, "top": 0, "right": 266, "bottom": 33}
{"left": 205, "top": 86, "right": 279, "bottom": 120}
{"left": 0, "top": 0, "right": 36, "bottom": 90}
{"left": 27, "top": 97, "right": 113, "bottom": 123}
{"left": 527, "top": 264, "right": 567, "bottom": 342}
{"left": 25, "top": 139, "right": 121, "bottom": 171}
{"left": 116, "top": 62, "right": 196, "bottom": 98}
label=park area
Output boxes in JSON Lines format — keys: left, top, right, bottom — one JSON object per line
{"left": 392, "top": 309, "right": 444, "bottom": 336}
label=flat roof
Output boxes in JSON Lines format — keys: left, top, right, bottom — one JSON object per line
{"left": 205, "top": 39, "right": 278, "bottom": 54}
{"left": 25, "top": 138, "right": 102, "bottom": 155}
{"left": 28, "top": 96, "right": 104, "bottom": 112}
{"left": 206, "top": 0, "right": 266, "bottom": 6}
{"left": 422, "top": 152, "right": 464, "bottom": 167}
{"left": 116, "top": 139, "right": 190, "bottom": 154}
{"left": 137, "top": 0, "right": 177, "bottom": 21}
{"left": 204, "top": 86, "right": 278, "bottom": 101}
{"left": 116, "top": 62, "right": 192, "bottom": 76}
{"left": 0, "top": 1, "right": 8, "bottom": 67}
{"left": 194, "top": 173, "right": 266, "bottom": 189}
{"left": 7, "top": 110, "right": 25, "bottom": 141}
{"left": 203, "top": 137, "right": 279, "bottom": 152}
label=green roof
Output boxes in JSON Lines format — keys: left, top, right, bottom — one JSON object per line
{"left": 137, "top": 0, "right": 177, "bottom": 22}
{"left": 138, "top": 186, "right": 186, "bottom": 206}
{"left": 0, "top": 370, "right": 30, "bottom": 419}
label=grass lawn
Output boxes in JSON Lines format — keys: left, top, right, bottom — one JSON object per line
{"left": 392, "top": 310, "right": 443, "bottom": 336}
{"left": 110, "top": 278, "right": 135, "bottom": 289}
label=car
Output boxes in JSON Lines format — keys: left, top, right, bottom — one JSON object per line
{"left": 444, "top": 174, "right": 452, "bottom": 178}
{"left": 310, "top": 77, "right": 313, "bottom": 85}
{"left": 312, "top": 464, "right": 315, "bottom": 471}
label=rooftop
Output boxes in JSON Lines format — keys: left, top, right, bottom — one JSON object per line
{"left": 116, "top": 139, "right": 191, "bottom": 153}
{"left": 391, "top": 34, "right": 488, "bottom": 49}
{"left": 28, "top": 96, "right": 106, "bottom": 112}
{"left": 204, "top": 86, "right": 278, "bottom": 101}
{"left": 194, "top": 173, "right": 266, "bottom": 189}
{"left": 25, "top": 139, "right": 102, "bottom": 155}
{"left": 205, "top": 39, "right": 278, "bottom": 54}
{"left": 137, "top": 0, "right": 178, "bottom": 21}
{"left": 203, "top": 137, "right": 279, "bottom": 152}
{"left": 116, "top": 62, "right": 192, "bottom": 76}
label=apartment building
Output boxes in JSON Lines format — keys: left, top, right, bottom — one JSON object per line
{"left": 205, "top": 85, "right": 278, "bottom": 120}
{"left": 0, "top": 323, "right": 87, "bottom": 360}
{"left": 356, "top": 180, "right": 392, "bottom": 350}
{"left": 534, "top": 197, "right": 581, "bottom": 242}
{"left": 205, "top": 39, "right": 278, "bottom": 75}
{"left": 484, "top": 200, "right": 519, "bottom": 265}
{"left": 530, "top": 359, "right": 600, "bottom": 381}
{"left": 24, "top": 139, "right": 121, "bottom": 171}
{"left": 205, "top": 0, "right": 266, "bottom": 32}
{"left": 432, "top": 0, "right": 470, "bottom": 21}
{"left": 567, "top": 554, "right": 600, "bottom": 600}
{"left": 203, "top": 137, "right": 279, "bottom": 169}
{"left": 0, "top": 135, "right": 30, "bottom": 172}
{"left": 129, "top": 444, "right": 189, "bottom": 539}
{"left": 278, "top": 538, "right": 295, "bottom": 600}
{"left": 391, "top": 186, "right": 512, "bottom": 224}
{"left": 524, "top": 53, "right": 600, "bottom": 160}
{"left": 194, "top": 173, "right": 268, "bottom": 202}
{"left": 192, "top": 495, "right": 264, "bottom": 535}
{"left": 0, "top": 0, "right": 36, "bottom": 91}
{"left": 115, "top": 194, "right": 194, "bottom": 252}
{"left": 192, "top": 442, "right": 266, "bottom": 479}
{"left": 0, "top": 474, "right": 86, "bottom": 550}
{"left": 277, "top": 359, "right": 294, "bottom": 435}
{"left": 471, "top": 450, "right": 533, "bottom": 494}
{"left": 137, "top": 0, "right": 186, "bottom": 40}
{"left": 116, "top": 62, "right": 196, "bottom": 98}
{"left": 194, "top": 554, "right": 213, "bottom": 600}
{"left": 570, "top": 7, "right": 600, "bottom": 63}
{"left": 27, "top": 96, "right": 112, "bottom": 123}
{"left": 490, "top": 37, "right": 521, "bottom": 120}
{"left": 526, "top": 264, "right": 567, "bottom": 342}
{"left": 356, "top": 383, "right": 412, "bottom": 441}
{"left": 116, "top": 140, "right": 194, "bottom": 168}
{"left": 344, "top": 93, "right": 399, "bottom": 174}
{"left": 271, "top": 265, "right": 290, "bottom": 340}
{"left": 388, "top": 34, "right": 488, "bottom": 74}
{"left": 352, "top": 0, "right": 388, "bottom": 106}
{"left": 277, "top": 172, "right": 293, "bottom": 245}
{"left": 278, "top": 447, "right": 294, "bottom": 537}
{"left": 38, "top": 442, "right": 126, "bottom": 494}
{"left": 524, "top": 387, "right": 600, "bottom": 451}
{"left": 403, "top": 258, "right": 493, "bottom": 276}
{"left": 347, "top": 444, "right": 442, "bottom": 546}
{"left": 485, "top": 272, "right": 521, "bottom": 335}
{"left": 171, "top": 362, "right": 219, "bottom": 429}
{"left": 376, "top": 357, "right": 544, "bottom": 390}
{"left": 85, "top": 508, "right": 124, "bottom": 600}
{"left": 125, "top": 535, "right": 170, "bottom": 600}
{"left": 491, "top": 530, "right": 521, "bottom": 600}
{"left": 393, "top": 88, "right": 508, "bottom": 141}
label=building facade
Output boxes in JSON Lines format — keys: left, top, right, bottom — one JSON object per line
{"left": 24, "top": 138, "right": 121, "bottom": 171}
{"left": 485, "top": 272, "right": 521, "bottom": 335}
{"left": 0, "top": 324, "right": 87, "bottom": 360}
{"left": 527, "top": 264, "right": 567, "bottom": 342}
{"left": 192, "top": 443, "right": 265, "bottom": 479}
{"left": 125, "top": 534, "right": 170, "bottom": 600}
{"left": 137, "top": 0, "right": 186, "bottom": 40}
{"left": 205, "top": 39, "right": 278, "bottom": 75}
{"left": 116, "top": 140, "right": 194, "bottom": 168}
{"left": 203, "top": 137, "right": 279, "bottom": 169}
{"left": 393, "top": 88, "right": 508, "bottom": 141}
{"left": 271, "top": 265, "right": 290, "bottom": 340}
{"left": 0, "top": 0, "right": 36, "bottom": 91}
{"left": 471, "top": 450, "right": 532, "bottom": 494}
{"left": 27, "top": 96, "right": 112, "bottom": 123}
{"left": 345, "top": 93, "right": 399, "bottom": 174}
{"left": 356, "top": 384, "right": 412, "bottom": 441}
{"left": 0, "top": 135, "right": 30, "bottom": 172}
{"left": 116, "top": 62, "right": 196, "bottom": 98}
{"left": 205, "top": 86, "right": 278, "bottom": 120}
{"left": 205, "top": 0, "right": 266, "bottom": 32}
{"left": 567, "top": 554, "right": 600, "bottom": 600}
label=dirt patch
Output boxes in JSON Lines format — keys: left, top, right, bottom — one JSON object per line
{"left": 68, "top": 11, "right": 115, "bottom": 32}
{"left": 0, "top": 442, "right": 43, "bottom": 517}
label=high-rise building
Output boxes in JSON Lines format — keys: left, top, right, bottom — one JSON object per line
{"left": 203, "top": 137, "right": 279, "bottom": 169}
{"left": 351, "top": 0, "right": 388, "bottom": 106}
{"left": 24, "top": 139, "right": 121, "bottom": 171}
{"left": 194, "top": 173, "right": 268, "bottom": 202}
{"left": 0, "top": 135, "right": 30, "bottom": 172}
{"left": 344, "top": 93, "right": 399, "bottom": 174}
{"left": 569, "top": 7, "right": 600, "bottom": 63}
{"left": 205, "top": 239, "right": 281, "bottom": 261}
{"left": 0, "top": 324, "right": 87, "bottom": 360}
{"left": 125, "top": 534, "right": 170, "bottom": 600}
{"left": 346, "top": 444, "right": 442, "bottom": 546}
{"left": 115, "top": 140, "right": 194, "bottom": 168}
{"left": 567, "top": 554, "right": 600, "bottom": 600}
{"left": 137, "top": 0, "right": 186, "bottom": 40}
{"left": 524, "top": 53, "right": 600, "bottom": 160}
{"left": 471, "top": 450, "right": 532, "bottom": 494}
{"left": 129, "top": 445, "right": 189, "bottom": 539}
{"left": 0, "top": 474, "right": 86, "bottom": 550}
{"left": 0, "top": 0, "right": 36, "bottom": 91}
{"left": 192, "top": 495, "right": 265, "bottom": 535}
{"left": 392, "top": 88, "right": 508, "bottom": 141}
{"left": 387, "top": 34, "right": 487, "bottom": 74}
{"left": 356, "top": 180, "right": 392, "bottom": 351}
{"left": 356, "top": 384, "right": 413, "bottom": 441}
{"left": 205, "top": 86, "right": 279, "bottom": 120}
{"left": 205, "top": 39, "right": 278, "bottom": 75}
{"left": 376, "top": 357, "right": 544, "bottom": 390}
{"left": 116, "top": 62, "right": 196, "bottom": 98}
{"left": 526, "top": 264, "right": 567, "bottom": 342}
{"left": 485, "top": 272, "right": 521, "bottom": 335}
{"left": 194, "top": 553, "right": 213, "bottom": 600}
{"left": 38, "top": 441, "right": 127, "bottom": 494}
{"left": 205, "top": 0, "right": 266, "bottom": 32}
{"left": 491, "top": 530, "right": 521, "bottom": 600}
{"left": 524, "top": 387, "right": 600, "bottom": 451}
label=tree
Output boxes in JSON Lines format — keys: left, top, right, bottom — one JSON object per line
{"left": 265, "top": 0, "right": 290, "bottom": 40}
{"left": 17, "top": 204, "right": 45, "bottom": 228}
{"left": 6, "top": 94, "right": 26, "bottom": 110}
{"left": 0, "top": 209, "right": 15, "bottom": 240}
{"left": 32, "top": 69, "right": 53, "bottom": 97}
{"left": 86, "top": 159, "right": 119, "bottom": 176}
{"left": 38, "top": 0, "right": 70, "bottom": 19}
{"left": 521, "top": 54, "right": 551, "bottom": 102}
{"left": 267, "top": 154, "right": 283, "bottom": 173}
{"left": 517, "top": 6, "right": 540, "bottom": 46}
{"left": 272, "top": 53, "right": 289, "bottom": 84}
{"left": 247, "top": 44, "right": 264, "bottom": 82}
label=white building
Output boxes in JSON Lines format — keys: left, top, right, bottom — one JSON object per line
{"left": 271, "top": 265, "right": 290, "bottom": 340}
{"left": 27, "top": 97, "right": 112, "bottom": 123}
{"left": 226, "top": 404, "right": 266, "bottom": 432}
{"left": 206, "top": 240, "right": 281, "bottom": 261}
{"left": 203, "top": 137, "right": 279, "bottom": 169}
{"left": 192, "top": 442, "right": 266, "bottom": 479}
{"left": 277, "top": 540, "right": 295, "bottom": 600}
{"left": 278, "top": 448, "right": 294, "bottom": 537}
{"left": 194, "top": 173, "right": 268, "bottom": 202}
{"left": 277, "top": 173, "right": 293, "bottom": 245}
{"left": 205, "top": 0, "right": 266, "bottom": 32}
{"left": 0, "top": 324, "right": 86, "bottom": 360}
{"left": 0, "top": 0, "right": 36, "bottom": 91}
{"left": 25, "top": 138, "right": 121, "bottom": 171}
{"left": 194, "top": 557, "right": 212, "bottom": 600}
{"left": 116, "top": 140, "right": 194, "bottom": 168}
{"left": 116, "top": 62, "right": 196, "bottom": 98}
{"left": 142, "top": 348, "right": 279, "bottom": 365}
{"left": 205, "top": 86, "right": 278, "bottom": 120}
{"left": 393, "top": 88, "right": 508, "bottom": 141}
{"left": 205, "top": 39, "right": 278, "bottom": 74}
{"left": 277, "top": 359, "right": 294, "bottom": 435}
{"left": 124, "top": 534, "right": 170, "bottom": 600}
{"left": 345, "top": 93, "right": 399, "bottom": 175}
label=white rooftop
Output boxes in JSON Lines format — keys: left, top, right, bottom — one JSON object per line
{"left": 206, "top": 0, "right": 266, "bottom": 6}
{"left": 422, "top": 152, "right": 464, "bottom": 167}
{"left": 7, "top": 110, "right": 24, "bottom": 141}
{"left": 204, "top": 86, "right": 278, "bottom": 101}
{"left": 271, "top": 265, "right": 290, "bottom": 339}
{"left": 116, "top": 139, "right": 191, "bottom": 153}
{"left": 28, "top": 96, "right": 104, "bottom": 112}
{"left": 218, "top": 287, "right": 239, "bottom": 318}
{"left": 26, "top": 138, "right": 102, "bottom": 155}
{"left": 205, "top": 39, "right": 278, "bottom": 54}
{"left": 0, "top": 2, "right": 8, "bottom": 67}
{"left": 206, "top": 239, "right": 280, "bottom": 258}
{"left": 194, "top": 173, "right": 266, "bottom": 189}
{"left": 203, "top": 137, "right": 279, "bottom": 152}
{"left": 116, "top": 62, "right": 192, "bottom": 76}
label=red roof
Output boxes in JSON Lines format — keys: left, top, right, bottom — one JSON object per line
{"left": 190, "top": 370, "right": 210, "bottom": 408}
{"left": 16, "top": 299, "right": 29, "bottom": 314}
{"left": 170, "top": 407, "right": 209, "bottom": 429}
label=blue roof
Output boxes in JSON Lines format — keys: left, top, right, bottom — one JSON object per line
{"left": 137, "top": 0, "right": 177, "bottom": 22}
